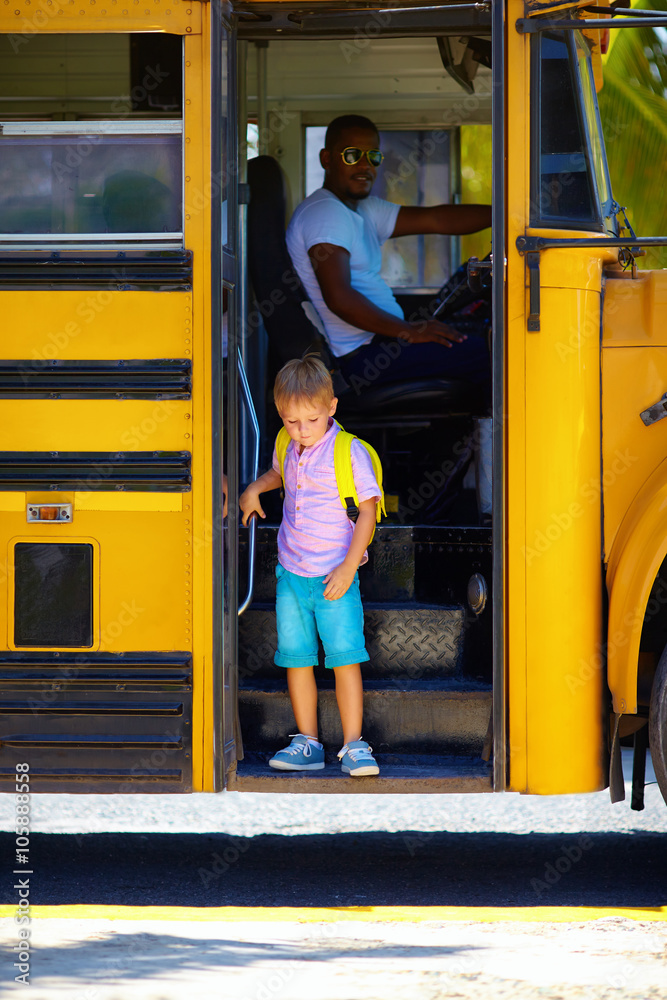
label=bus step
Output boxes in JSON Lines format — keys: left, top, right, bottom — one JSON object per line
{"left": 229, "top": 752, "right": 493, "bottom": 794}
{"left": 239, "top": 602, "right": 483, "bottom": 682}
{"left": 238, "top": 684, "right": 492, "bottom": 756}
{"left": 241, "top": 523, "right": 492, "bottom": 606}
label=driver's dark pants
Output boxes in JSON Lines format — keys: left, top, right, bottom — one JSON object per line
{"left": 337, "top": 333, "right": 491, "bottom": 393}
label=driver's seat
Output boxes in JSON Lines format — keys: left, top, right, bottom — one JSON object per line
{"left": 246, "top": 155, "right": 484, "bottom": 423}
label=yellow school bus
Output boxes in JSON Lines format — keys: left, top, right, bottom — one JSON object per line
{"left": 1, "top": 0, "right": 667, "bottom": 806}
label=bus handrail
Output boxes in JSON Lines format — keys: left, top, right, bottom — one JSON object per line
{"left": 238, "top": 348, "right": 260, "bottom": 617}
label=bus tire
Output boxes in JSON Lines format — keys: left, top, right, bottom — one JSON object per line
{"left": 648, "top": 644, "right": 667, "bottom": 808}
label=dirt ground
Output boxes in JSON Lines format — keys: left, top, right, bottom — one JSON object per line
{"left": 3, "top": 912, "right": 666, "bottom": 1000}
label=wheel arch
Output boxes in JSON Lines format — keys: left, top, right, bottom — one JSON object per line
{"left": 606, "top": 457, "right": 667, "bottom": 715}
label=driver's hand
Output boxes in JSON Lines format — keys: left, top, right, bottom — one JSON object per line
{"left": 401, "top": 318, "right": 467, "bottom": 347}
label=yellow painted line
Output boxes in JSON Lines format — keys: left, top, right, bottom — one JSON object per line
{"left": 1, "top": 905, "right": 666, "bottom": 923}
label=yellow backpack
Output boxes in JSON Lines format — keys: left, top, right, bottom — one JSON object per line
{"left": 275, "top": 420, "right": 385, "bottom": 541}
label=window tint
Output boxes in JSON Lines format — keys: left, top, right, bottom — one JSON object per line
{"left": 0, "top": 33, "right": 184, "bottom": 246}
{"left": 533, "top": 35, "right": 598, "bottom": 227}
{"left": 0, "top": 126, "right": 182, "bottom": 243}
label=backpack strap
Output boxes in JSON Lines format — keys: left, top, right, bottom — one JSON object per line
{"left": 334, "top": 429, "right": 361, "bottom": 522}
{"left": 275, "top": 426, "right": 290, "bottom": 483}
{"left": 333, "top": 425, "right": 385, "bottom": 537}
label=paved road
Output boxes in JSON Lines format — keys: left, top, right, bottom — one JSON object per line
{"left": 0, "top": 750, "right": 666, "bottom": 999}
{"left": 1, "top": 828, "right": 666, "bottom": 908}
{"left": 1, "top": 749, "right": 666, "bottom": 908}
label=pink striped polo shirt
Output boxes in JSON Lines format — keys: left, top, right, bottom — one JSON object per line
{"left": 272, "top": 418, "right": 381, "bottom": 577}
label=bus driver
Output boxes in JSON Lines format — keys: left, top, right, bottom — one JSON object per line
{"left": 286, "top": 114, "right": 492, "bottom": 390}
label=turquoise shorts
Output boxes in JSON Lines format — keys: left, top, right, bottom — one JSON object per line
{"left": 274, "top": 564, "right": 369, "bottom": 669}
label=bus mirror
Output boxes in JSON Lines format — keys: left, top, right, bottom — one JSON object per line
{"left": 437, "top": 35, "right": 492, "bottom": 95}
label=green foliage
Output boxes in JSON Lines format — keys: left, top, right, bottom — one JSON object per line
{"left": 460, "top": 124, "right": 492, "bottom": 262}
{"left": 598, "top": 0, "right": 667, "bottom": 268}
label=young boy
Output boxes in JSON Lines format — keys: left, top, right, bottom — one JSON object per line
{"left": 239, "top": 356, "right": 381, "bottom": 777}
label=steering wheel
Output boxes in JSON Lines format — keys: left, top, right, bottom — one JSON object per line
{"left": 430, "top": 253, "right": 492, "bottom": 321}
{"left": 466, "top": 255, "right": 493, "bottom": 300}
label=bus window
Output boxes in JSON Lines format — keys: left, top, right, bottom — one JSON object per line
{"left": 532, "top": 34, "right": 600, "bottom": 228}
{"left": 573, "top": 32, "right": 616, "bottom": 232}
{"left": 0, "top": 125, "right": 183, "bottom": 243}
{"left": 0, "top": 33, "right": 183, "bottom": 246}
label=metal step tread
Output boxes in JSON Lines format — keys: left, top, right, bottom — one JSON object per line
{"left": 239, "top": 603, "right": 474, "bottom": 682}
{"left": 229, "top": 752, "right": 492, "bottom": 794}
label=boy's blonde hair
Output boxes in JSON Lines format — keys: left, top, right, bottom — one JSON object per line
{"left": 273, "top": 355, "right": 334, "bottom": 413}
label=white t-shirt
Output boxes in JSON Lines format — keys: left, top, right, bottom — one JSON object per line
{"left": 286, "top": 188, "right": 403, "bottom": 357}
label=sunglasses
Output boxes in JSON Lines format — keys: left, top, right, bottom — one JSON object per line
{"left": 340, "top": 147, "right": 384, "bottom": 167}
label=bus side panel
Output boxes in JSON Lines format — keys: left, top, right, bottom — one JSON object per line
{"left": 520, "top": 250, "right": 606, "bottom": 794}
{"left": 0, "top": 290, "right": 190, "bottom": 361}
{"left": 0, "top": 0, "right": 200, "bottom": 36}
{"left": 602, "top": 271, "right": 667, "bottom": 559}
{"left": 505, "top": 1, "right": 605, "bottom": 794}
{"left": 0, "top": 507, "right": 190, "bottom": 653}
{"left": 602, "top": 270, "right": 667, "bottom": 716}
{"left": 605, "top": 460, "right": 667, "bottom": 715}
{"left": 0, "top": 6, "right": 222, "bottom": 793}
{"left": 0, "top": 286, "right": 193, "bottom": 655}
{"left": 0, "top": 288, "right": 195, "bottom": 791}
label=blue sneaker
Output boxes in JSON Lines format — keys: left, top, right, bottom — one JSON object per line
{"left": 269, "top": 734, "right": 325, "bottom": 771}
{"left": 338, "top": 739, "right": 379, "bottom": 776}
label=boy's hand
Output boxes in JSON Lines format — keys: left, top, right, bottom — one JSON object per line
{"left": 323, "top": 500, "right": 376, "bottom": 599}
{"left": 239, "top": 486, "right": 265, "bottom": 526}
{"left": 239, "top": 468, "right": 283, "bottom": 526}
{"left": 323, "top": 561, "right": 356, "bottom": 601}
